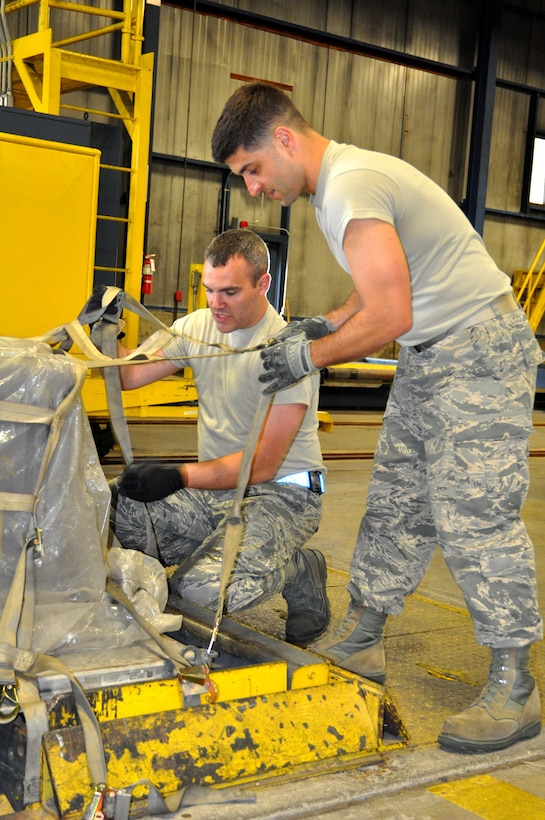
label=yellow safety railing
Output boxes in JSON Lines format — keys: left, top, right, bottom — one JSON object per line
{"left": 5, "top": 0, "right": 143, "bottom": 65}
{"left": 513, "top": 238, "right": 545, "bottom": 333}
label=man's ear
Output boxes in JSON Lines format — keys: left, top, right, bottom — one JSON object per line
{"left": 259, "top": 273, "right": 272, "bottom": 296}
{"left": 274, "top": 126, "right": 294, "bottom": 150}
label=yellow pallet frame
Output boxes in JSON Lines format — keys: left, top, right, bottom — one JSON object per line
{"left": 5, "top": 604, "right": 406, "bottom": 818}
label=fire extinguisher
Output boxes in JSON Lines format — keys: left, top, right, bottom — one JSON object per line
{"left": 142, "top": 253, "right": 156, "bottom": 296}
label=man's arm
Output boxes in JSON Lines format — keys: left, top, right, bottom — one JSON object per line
{"left": 117, "top": 401, "right": 308, "bottom": 500}
{"left": 115, "top": 339, "right": 306, "bottom": 479}
{"left": 323, "top": 288, "right": 363, "bottom": 330}
{"left": 271, "top": 221, "right": 405, "bottom": 348}
{"left": 114, "top": 322, "right": 309, "bottom": 496}
{"left": 182, "top": 402, "right": 307, "bottom": 489}
{"left": 259, "top": 218, "right": 412, "bottom": 393}
{"left": 116, "top": 341, "right": 180, "bottom": 389}
{"left": 310, "top": 218, "right": 412, "bottom": 367}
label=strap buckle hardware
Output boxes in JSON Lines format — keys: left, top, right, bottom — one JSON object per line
{"left": 0, "top": 683, "right": 20, "bottom": 723}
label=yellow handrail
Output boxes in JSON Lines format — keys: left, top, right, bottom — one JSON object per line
{"left": 5, "top": 0, "right": 142, "bottom": 66}
{"left": 513, "top": 238, "right": 545, "bottom": 332}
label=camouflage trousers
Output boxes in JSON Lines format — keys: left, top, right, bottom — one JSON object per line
{"left": 113, "top": 482, "right": 322, "bottom": 612}
{"left": 349, "top": 306, "right": 544, "bottom": 647}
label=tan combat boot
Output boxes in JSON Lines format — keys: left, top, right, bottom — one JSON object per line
{"left": 438, "top": 646, "right": 541, "bottom": 753}
{"left": 310, "top": 603, "right": 387, "bottom": 684}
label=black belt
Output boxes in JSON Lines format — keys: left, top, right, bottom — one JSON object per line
{"left": 276, "top": 470, "right": 325, "bottom": 494}
{"left": 411, "top": 291, "right": 519, "bottom": 353}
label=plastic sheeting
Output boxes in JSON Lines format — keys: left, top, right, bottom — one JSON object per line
{"left": 107, "top": 546, "right": 182, "bottom": 634}
{"left": 0, "top": 337, "right": 180, "bottom": 656}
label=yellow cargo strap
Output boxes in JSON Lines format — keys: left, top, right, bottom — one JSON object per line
{"left": 1, "top": 287, "right": 267, "bottom": 811}
{"left": 207, "top": 389, "right": 272, "bottom": 656}
{"left": 0, "top": 350, "right": 108, "bottom": 801}
{"left": 47, "top": 286, "right": 275, "bottom": 654}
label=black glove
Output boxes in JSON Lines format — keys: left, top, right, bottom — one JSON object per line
{"left": 259, "top": 335, "right": 315, "bottom": 394}
{"left": 117, "top": 461, "right": 184, "bottom": 502}
{"left": 274, "top": 315, "right": 334, "bottom": 343}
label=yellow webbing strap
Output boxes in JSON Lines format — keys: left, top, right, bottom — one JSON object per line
{"left": 0, "top": 348, "right": 102, "bottom": 801}
{"left": 207, "top": 390, "right": 273, "bottom": 655}
{"left": 0, "top": 545, "right": 108, "bottom": 800}
{"left": 1, "top": 287, "right": 267, "bottom": 808}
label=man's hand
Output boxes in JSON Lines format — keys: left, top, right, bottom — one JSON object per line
{"left": 86, "top": 284, "right": 124, "bottom": 325}
{"left": 87, "top": 285, "right": 126, "bottom": 349}
{"left": 117, "top": 461, "right": 184, "bottom": 502}
{"left": 274, "top": 315, "right": 334, "bottom": 343}
{"left": 259, "top": 335, "right": 315, "bottom": 394}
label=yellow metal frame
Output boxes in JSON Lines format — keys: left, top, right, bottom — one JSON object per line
{"left": 82, "top": 371, "right": 199, "bottom": 416}
{"left": 0, "top": 607, "right": 406, "bottom": 816}
{"left": 37, "top": 620, "right": 404, "bottom": 818}
{"left": 1, "top": 131, "right": 100, "bottom": 338}
{"left": 41, "top": 668, "right": 399, "bottom": 817}
{"left": 513, "top": 238, "right": 545, "bottom": 332}
{"left": 5, "top": 0, "right": 153, "bottom": 350}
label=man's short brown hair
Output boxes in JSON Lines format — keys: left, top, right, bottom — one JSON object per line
{"left": 211, "top": 83, "right": 309, "bottom": 164}
{"left": 204, "top": 229, "right": 269, "bottom": 285}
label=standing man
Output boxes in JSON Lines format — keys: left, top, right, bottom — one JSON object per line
{"left": 211, "top": 83, "right": 543, "bottom": 753}
{"left": 112, "top": 228, "right": 329, "bottom": 648}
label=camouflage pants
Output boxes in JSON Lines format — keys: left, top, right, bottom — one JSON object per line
{"left": 113, "top": 482, "right": 322, "bottom": 613}
{"left": 349, "top": 306, "right": 544, "bottom": 647}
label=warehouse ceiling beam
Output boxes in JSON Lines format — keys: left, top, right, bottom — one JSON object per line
{"left": 168, "top": 0, "right": 473, "bottom": 82}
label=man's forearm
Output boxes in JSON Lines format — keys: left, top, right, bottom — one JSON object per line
{"left": 184, "top": 450, "right": 279, "bottom": 490}
{"left": 324, "top": 289, "right": 363, "bottom": 330}
{"left": 309, "top": 304, "right": 408, "bottom": 369}
{"left": 116, "top": 341, "right": 175, "bottom": 390}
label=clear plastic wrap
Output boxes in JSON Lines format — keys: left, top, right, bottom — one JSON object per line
{"left": 0, "top": 337, "right": 179, "bottom": 657}
{"left": 107, "top": 546, "right": 182, "bottom": 634}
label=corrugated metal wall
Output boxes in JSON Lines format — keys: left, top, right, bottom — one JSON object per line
{"left": 149, "top": 0, "right": 487, "bottom": 318}
{"left": 483, "top": 1, "right": 545, "bottom": 280}
{"left": 9, "top": 0, "right": 545, "bottom": 321}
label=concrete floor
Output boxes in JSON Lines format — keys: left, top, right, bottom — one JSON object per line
{"left": 109, "top": 405, "right": 545, "bottom": 819}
